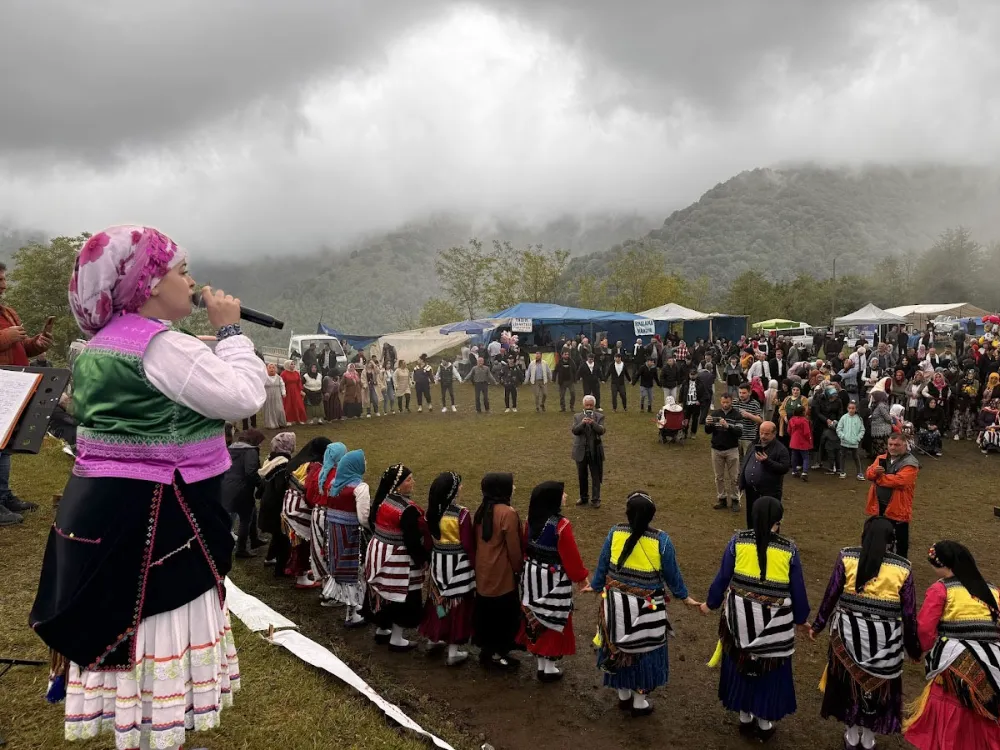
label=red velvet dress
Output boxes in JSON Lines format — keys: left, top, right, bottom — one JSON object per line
{"left": 517, "top": 517, "right": 589, "bottom": 657}
{"left": 281, "top": 369, "right": 307, "bottom": 423}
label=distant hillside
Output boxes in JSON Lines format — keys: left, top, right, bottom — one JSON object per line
{"left": 195, "top": 213, "right": 657, "bottom": 345}
{"left": 566, "top": 165, "right": 1000, "bottom": 290}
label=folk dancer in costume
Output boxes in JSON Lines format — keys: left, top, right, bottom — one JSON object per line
{"left": 809, "top": 517, "right": 921, "bottom": 750}
{"left": 473, "top": 473, "right": 524, "bottom": 671}
{"left": 363, "top": 465, "right": 431, "bottom": 651}
{"left": 281, "top": 438, "right": 331, "bottom": 589}
{"left": 903, "top": 541, "right": 1000, "bottom": 750}
{"left": 518, "top": 481, "right": 589, "bottom": 682}
{"left": 321, "top": 449, "right": 369, "bottom": 628}
{"left": 29, "top": 226, "right": 267, "bottom": 750}
{"left": 258, "top": 432, "right": 297, "bottom": 573}
{"left": 587, "top": 492, "right": 700, "bottom": 716}
{"left": 419, "top": 472, "right": 476, "bottom": 666}
{"left": 306, "top": 442, "right": 347, "bottom": 593}
{"left": 702, "top": 496, "right": 811, "bottom": 741}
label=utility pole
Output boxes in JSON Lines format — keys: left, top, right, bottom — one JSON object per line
{"left": 831, "top": 256, "right": 838, "bottom": 330}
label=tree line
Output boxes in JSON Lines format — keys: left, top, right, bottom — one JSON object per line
{"left": 426, "top": 227, "right": 999, "bottom": 328}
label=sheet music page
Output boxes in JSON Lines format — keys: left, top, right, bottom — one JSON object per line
{"left": 0, "top": 370, "right": 42, "bottom": 448}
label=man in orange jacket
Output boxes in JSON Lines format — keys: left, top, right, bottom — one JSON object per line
{"left": 864, "top": 432, "right": 920, "bottom": 558}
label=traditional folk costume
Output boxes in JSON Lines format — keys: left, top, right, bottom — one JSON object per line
{"left": 30, "top": 226, "right": 267, "bottom": 750}
{"left": 306, "top": 443, "right": 347, "bottom": 590}
{"left": 706, "top": 496, "right": 810, "bottom": 740}
{"left": 811, "top": 517, "right": 920, "bottom": 749}
{"left": 590, "top": 492, "right": 689, "bottom": 716}
{"left": 321, "top": 449, "right": 370, "bottom": 627}
{"left": 282, "top": 460, "right": 322, "bottom": 588}
{"left": 472, "top": 473, "right": 524, "bottom": 671}
{"left": 518, "top": 481, "right": 588, "bottom": 682}
{"left": 419, "top": 472, "right": 476, "bottom": 666}
{"left": 363, "top": 465, "right": 431, "bottom": 651}
{"left": 263, "top": 370, "right": 287, "bottom": 429}
{"left": 904, "top": 542, "right": 1000, "bottom": 750}
{"left": 258, "top": 432, "right": 297, "bottom": 573}
{"left": 280, "top": 360, "right": 307, "bottom": 424}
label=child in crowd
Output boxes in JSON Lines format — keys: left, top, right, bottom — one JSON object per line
{"left": 835, "top": 401, "right": 866, "bottom": 480}
{"left": 787, "top": 405, "right": 813, "bottom": 481}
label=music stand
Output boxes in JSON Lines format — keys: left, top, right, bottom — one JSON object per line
{"left": 0, "top": 366, "right": 70, "bottom": 746}
{"left": 0, "top": 366, "right": 71, "bottom": 454}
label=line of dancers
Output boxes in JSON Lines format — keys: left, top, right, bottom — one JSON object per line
{"left": 267, "top": 433, "right": 999, "bottom": 749}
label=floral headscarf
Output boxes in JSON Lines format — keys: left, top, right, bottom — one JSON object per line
{"left": 270, "top": 432, "right": 297, "bottom": 456}
{"left": 68, "top": 226, "right": 187, "bottom": 338}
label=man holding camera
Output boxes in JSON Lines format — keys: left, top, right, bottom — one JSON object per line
{"left": 737, "top": 421, "right": 790, "bottom": 527}
{"left": 864, "top": 432, "right": 919, "bottom": 558}
{"left": 571, "top": 395, "right": 605, "bottom": 508}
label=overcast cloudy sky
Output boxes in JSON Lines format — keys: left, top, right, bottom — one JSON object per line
{"left": 1, "top": 0, "right": 998, "bottom": 255}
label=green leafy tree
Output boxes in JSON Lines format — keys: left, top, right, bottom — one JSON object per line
{"left": 482, "top": 240, "right": 521, "bottom": 313}
{"left": 912, "top": 227, "right": 983, "bottom": 303}
{"left": 434, "top": 238, "right": 495, "bottom": 319}
{"left": 577, "top": 274, "right": 609, "bottom": 310}
{"left": 418, "top": 297, "right": 462, "bottom": 327}
{"left": 518, "top": 246, "right": 570, "bottom": 303}
{"left": 5, "top": 234, "right": 88, "bottom": 362}
{"left": 724, "top": 270, "right": 774, "bottom": 324}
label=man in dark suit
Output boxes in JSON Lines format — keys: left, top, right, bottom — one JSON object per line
{"left": 572, "top": 395, "right": 606, "bottom": 508}
{"left": 738, "top": 421, "right": 790, "bottom": 527}
{"left": 768, "top": 348, "right": 788, "bottom": 382}
{"left": 577, "top": 352, "right": 605, "bottom": 411}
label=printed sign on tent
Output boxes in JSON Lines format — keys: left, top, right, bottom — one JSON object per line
{"left": 511, "top": 317, "right": 533, "bottom": 333}
{"left": 633, "top": 319, "right": 656, "bottom": 336}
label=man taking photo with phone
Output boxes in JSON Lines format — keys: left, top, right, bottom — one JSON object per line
{"left": 571, "top": 395, "right": 605, "bottom": 508}
{"left": 0, "top": 262, "right": 55, "bottom": 525}
{"left": 864, "top": 432, "right": 919, "bottom": 558}
{"left": 737, "top": 421, "right": 790, "bottom": 527}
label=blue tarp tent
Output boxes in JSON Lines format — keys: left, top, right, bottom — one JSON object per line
{"left": 316, "top": 323, "right": 380, "bottom": 351}
{"left": 489, "top": 303, "right": 669, "bottom": 346}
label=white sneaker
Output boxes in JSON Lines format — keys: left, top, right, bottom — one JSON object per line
{"left": 954, "top": 434, "right": 961, "bottom": 441}
{"left": 598, "top": 407, "right": 604, "bottom": 412}
{"left": 452, "top": 405, "right": 457, "bottom": 412}
{"left": 512, "top": 408, "right": 517, "bottom": 413}
{"left": 441, "top": 407, "right": 447, "bottom": 413}
{"left": 417, "top": 406, "right": 422, "bottom": 413}
{"left": 366, "top": 414, "right": 371, "bottom": 419}
{"left": 504, "top": 408, "right": 510, "bottom": 413}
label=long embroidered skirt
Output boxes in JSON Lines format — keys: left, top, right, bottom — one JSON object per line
{"left": 595, "top": 641, "right": 668, "bottom": 694}
{"left": 64, "top": 589, "right": 239, "bottom": 749}
{"left": 820, "top": 636, "right": 904, "bottom": 734}
{"left": 321, "top": 510, "right": 362, "bottom": 607}
{"left": 718, "top": 653, "right": 797, "bottom": 722}
{"left": 418, "top": 594, "right": 475, "bottom": 644}
{"left": 309, "top": 506, "right": 329, "bottom": 582}
{"left": 904, "top": 682, "right": 1000, "bottom": 750}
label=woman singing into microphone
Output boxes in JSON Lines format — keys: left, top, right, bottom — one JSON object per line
{"left": 30, "top": 226, "right": 267, "bottom": 750}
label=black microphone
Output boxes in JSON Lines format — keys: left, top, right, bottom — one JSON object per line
{"left": 191, "top": 290, "right": 285, "bottom": 330}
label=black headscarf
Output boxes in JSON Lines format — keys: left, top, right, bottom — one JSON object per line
{"left": 426, "top": 471, "right": 461, "bottom": 540}
{"left": 526, "top": 481, "right": 564, "bottom": 541}
{"left": 368, "top": 463, "right": 412, "bottom": 532}
{"left": 752, "top": 496, "right": 784, "bottom": 581}
{"left": 287, "top": 437, "right": 331, "bottom": 474}
{"left": 616, "top": 492, "right": 656, "bottom": 571}
{"left": 856, "top": 517, "right": 896, "bottom": 592}
{"left": 474, "top": 472, "right": 514, "bottom": 542}
{"left": 929, "top": 541, "right": 1000, "bottom": 622}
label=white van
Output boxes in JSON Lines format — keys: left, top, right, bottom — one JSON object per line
{"left": 261, "top": 334, "right": 347, "bottom": 368}
{"left": 760, "top": 324, "right": 815, "bottom": 349}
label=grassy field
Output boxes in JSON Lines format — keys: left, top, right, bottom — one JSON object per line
{"left": 3, "top": 381, "right": 998, "bottom": 750}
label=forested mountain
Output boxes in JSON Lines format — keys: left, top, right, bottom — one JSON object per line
{"left": 194, "top": 213, "right": 656, "bottom": 345}
{"left": 566, "top": 165, "right": 1000, "bottom": 288}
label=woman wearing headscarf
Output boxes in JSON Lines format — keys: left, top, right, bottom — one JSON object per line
{"left": 306, "top": 442, "right": 347, "bottom": 589}
{"left": 917, "top": 397, "right": 946, "bottom": 456}
{"left": 472, "top": 473, "right": 523, "bottom": 671}
{"left": 341, "top": 363, "right": 364, "bottom": 419}
{"left": 280, "top": 359, "right": 307, "bottom": 425}
{"left": 904, "top": 541, "right": 1000, "bottom": 750}
{"left": 258, "top": 432, "right": 297, "bottom": 572}
{"left": 322, "top": 369, "right": 343, "bottom": 421}
{"left": 363, "top": 465, "right": 431, "bottom": 651}
{"left": 869, "top": 391, "right": 893, "bottom": 458}
{"left": 516, "top": 481, "right": 589, "bottom": 682}
{"left": 321, "top": 449, "right": 369, "bottom": 627}
{"left": 809, "top": 518, "right": 921, "bottom": 750}
{"left": 281, "top": 437, "right": 332, "bottom": 589}
{"left": 778, "top": 382, "right": 809, "bottom": 440}
{"left": 30, "top": 226, "right": 268, "bottom": 750}
{"left": 587, "top": 492, "right": 699, "bottom": 716}
{"left": 419, "top": 472, "right": 476, "bottom": 666}
{"left": 952, "top": 368, "right": 980, "bottom": 441}
{"left": 263, "top": 362, "right": 287, "bottom": 429}
{"left": 702, "top": 496, "right": 811, "bottom": 741}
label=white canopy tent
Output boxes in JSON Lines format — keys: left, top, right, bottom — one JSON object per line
{"left": 833, "top": 303, "right": 907, "bottom": 327}
{"left": 639, "top": 302, "right": 711, "bottom": 321}
{"left": 884, "top": 303, "right": 990, "bottom": 329}
{"left": 374, "top": 326, "right": 470, "bottom": 364}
